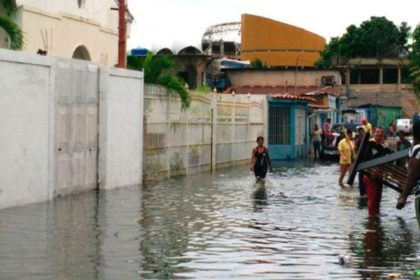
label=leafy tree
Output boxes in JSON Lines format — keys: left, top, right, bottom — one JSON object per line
{"left": 410, "top": 25, "right": 420, "bottom": 100}
{"left": 127, "top": 52, "right": 190, "bottom": 109}
{"left": 0, "top": 0, "right": 23, "bottom": 50}
{"left": 250, "top": 58, "right": 268, "bottom": 69}
{"left": 316, "top": 17, "right": 410, "bottom": 68}
{"left": 411, "top": 25, "right": 420, "bottom": 66}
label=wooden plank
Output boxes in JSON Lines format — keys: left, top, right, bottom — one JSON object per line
{"left": 383, "top": 180, "right": 403, "bottom": 193}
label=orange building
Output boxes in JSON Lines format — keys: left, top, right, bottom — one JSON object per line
{"left": 241, "top": 14, "right": 326, "bottom": 68}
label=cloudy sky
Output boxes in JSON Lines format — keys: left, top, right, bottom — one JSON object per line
{"left": 127, "top": 0, "right": 419, "bottom": 51}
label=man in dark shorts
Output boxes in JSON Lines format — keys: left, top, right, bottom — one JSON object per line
{"left": 250, "top": 136, "right": 273, "bottom": 181}
{"left": 396, "top": 121, "right": 420, "bottom": 219}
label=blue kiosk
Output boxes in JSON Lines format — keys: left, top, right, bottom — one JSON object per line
{"left": 268, "top": 95, "right": 310, "bottom": 160}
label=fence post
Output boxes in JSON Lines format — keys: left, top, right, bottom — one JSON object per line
{"left": 232, "top": 94, "right": 236, "bottom": 165}
{"left": 165, "top": 90, "right": 171, "bottom": 178}
{"left": 211, "top": 93, "right": 217, "bottom": 172}
{"left": 185, "top": 98, "right": 189, "bottom": 176}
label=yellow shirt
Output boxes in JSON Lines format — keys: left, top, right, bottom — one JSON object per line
{"left": 365, "top": 123, "right": 373, "bottom": 135}
{"left": 338, "top": 138, "right": 354, "bottom": 165}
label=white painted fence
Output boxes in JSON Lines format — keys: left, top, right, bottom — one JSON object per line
{"left": 143, "top": 85, "right": 266, "bottom": 180}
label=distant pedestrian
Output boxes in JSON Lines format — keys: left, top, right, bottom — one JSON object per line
{"left": 389, "top": 120, "right": 396, "bottom": 137}
{"left": 338, "top": 128, "right": 355, "bottom": 186}
{"left": 361, "top": 118, "right": 373, "bottom": 136}
{"left": 397, "top": 131, "right": 411, "bottom": 151}
{"left": 323, "top": 118, "right": 333, "bottom": 146}
{"left": 396, "top": 121, "right": 420, "bottom": 215}
{"left": 355, "top": 127, "right": 366, "bottom": 196}
{"left": 311, "top": 124, "right": 322, "bottom": 160}
{"left": 250, "top": 136, "right": 272, "bottom": 181}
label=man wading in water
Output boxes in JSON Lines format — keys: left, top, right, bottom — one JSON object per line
{"left": 363, "top": 127, "right": 390, "bottom": 216}
{"left": 250, "top": 136, "right": 272, "bottom": 182}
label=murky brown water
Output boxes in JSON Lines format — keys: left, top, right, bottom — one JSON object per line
{"left": 1, "top": 162, "right": 420, "bottom": 279}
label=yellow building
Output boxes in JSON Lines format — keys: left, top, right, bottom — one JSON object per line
{"left": 241, "top": 14, "right": 325, "bottom": 68}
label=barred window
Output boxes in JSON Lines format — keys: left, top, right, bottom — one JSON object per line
{"left": 269, "top": 107, "right": 290, "bottom": 145}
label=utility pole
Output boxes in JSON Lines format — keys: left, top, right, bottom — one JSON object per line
{"left": 118, "top": 0, "right": 127, "bottom": 68}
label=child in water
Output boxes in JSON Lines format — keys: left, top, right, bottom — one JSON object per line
{"left": 250, "top": 136, "right": 273, "bottom": 181}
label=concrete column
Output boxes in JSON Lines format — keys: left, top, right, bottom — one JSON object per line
{"left": 185, "top": 108, "right": 189, "bottom": 176}
{"left": 397, "top": 66, "right": 401, "bottom": 84}
{"left": 379, "top": 67, "right": 383, "bottom": 84}
{"left": 211, "top": 93, "right": 217, "bottom": 172}
{"left": 231, "top": 94, "right": 236, "bottom": 165}
{"left": 165, "top": 92, "right": 171, "bottom": 178}
{"left": 345, "top": 68, "right": 350, "bottom": 86}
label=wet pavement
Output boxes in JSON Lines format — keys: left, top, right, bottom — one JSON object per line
{"left": 1, "top": 161, "right": 420, "bottom": 279}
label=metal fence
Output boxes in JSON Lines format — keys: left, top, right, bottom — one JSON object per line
{"left": 143, "top": 85, "right": 266, "bottom": 180}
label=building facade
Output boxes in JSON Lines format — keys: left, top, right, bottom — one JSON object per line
{"left": 240, "top": 14, "right": 325, "bottom": 68}
{"left": 0, "top": 0, "right": 131, "bottom": 65}
{"left": 341, "top": 58, "right": 416, "bottom": 117}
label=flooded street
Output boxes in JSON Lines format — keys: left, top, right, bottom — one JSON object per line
{"left": 1, "top": 162, "right": 420, "bottom": 279}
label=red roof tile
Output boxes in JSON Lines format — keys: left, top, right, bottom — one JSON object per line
{"left": 271, "top": 94, "right": 315, "bottom": 102}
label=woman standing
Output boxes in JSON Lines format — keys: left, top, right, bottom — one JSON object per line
{"left": 311, "top": 124, "right": 322, "bottom": 160}
{"left": 338, "top": 128, "right": 355, "bottom": 186}
{"left": 250, "top": 136, "right": 272, "bottom": 182}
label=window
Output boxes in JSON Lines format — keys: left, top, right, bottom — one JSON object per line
{"left": 269, "top": 107, "right": 290, "bottom": 145}
{"left": 383, "top": 68, "right": 398, "bottom": 84}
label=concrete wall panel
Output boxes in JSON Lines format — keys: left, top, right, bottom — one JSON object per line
{"left": 0, "top": 50, "right": 54, "bottom": 208}
{"left": 99, "top": 68, "right": 144, "bottom": 190}
{"left": 0, "top": 49, "right": 144, "bottom": 209}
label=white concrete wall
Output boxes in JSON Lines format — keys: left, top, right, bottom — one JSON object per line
{"left": 0, "top": 49, "right": 144, "bottom": 210}
{"left": 0, "top": 50, "right": 55, "bottom": 209}
{"left": 99, "top": 68, "right": 144, "bottom": 190}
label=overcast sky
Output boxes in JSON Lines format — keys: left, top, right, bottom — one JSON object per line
{"left": 127, "top": 0, "right": 420, "bottom": 51}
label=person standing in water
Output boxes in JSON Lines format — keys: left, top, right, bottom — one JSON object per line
{"left": 338, "top": 128, "right": 355, "bottom": 186}
{"left": 311, "top": 124, "right": 322, "bottom": 160}
{"left": 250, "top": 136, "right": 273, "bottom": 181}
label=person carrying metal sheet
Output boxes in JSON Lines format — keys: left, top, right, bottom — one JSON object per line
{"left": 362, "top": 127, "right": 389, "bottom": 216}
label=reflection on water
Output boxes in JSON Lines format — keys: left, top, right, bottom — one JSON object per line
{"left": 1, "top": 162, "right": 420, "bottom": 279}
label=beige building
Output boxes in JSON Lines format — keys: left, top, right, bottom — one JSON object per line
{"left": 0, "top": 0, "right": 132, "bottom": 65}
{"left": 341, "top": 58, "right": 417, "bottom": 117}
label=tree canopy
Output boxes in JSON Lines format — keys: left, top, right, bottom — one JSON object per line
{"left": 0, "top": 0, "right": 23, "bottom": 50}
{"left": 127, "top": 52, "right": 191, "bottom": 109}
{"left": 410, "top": 25, "right": 420, "bottom": 100}
{"left": 316, "top": 17, "right": 410, "bottom": 69}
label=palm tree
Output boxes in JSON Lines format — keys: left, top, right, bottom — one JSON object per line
{"left": 0, "top": 0, "right": 23, "bottom": 50}
{"left": 128, "top": 51, "right": 191, "bottom": 109}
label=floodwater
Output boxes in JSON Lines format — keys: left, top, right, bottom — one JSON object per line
{"left": 1, "top": 162, "right": 420, "bottom": 280}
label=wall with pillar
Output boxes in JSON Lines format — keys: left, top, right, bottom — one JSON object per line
{"left": 0, "top": 49, "right": 144, "bottom": 210}
{"left": 143, "top": 85, "right": 266, "bottom": 180}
